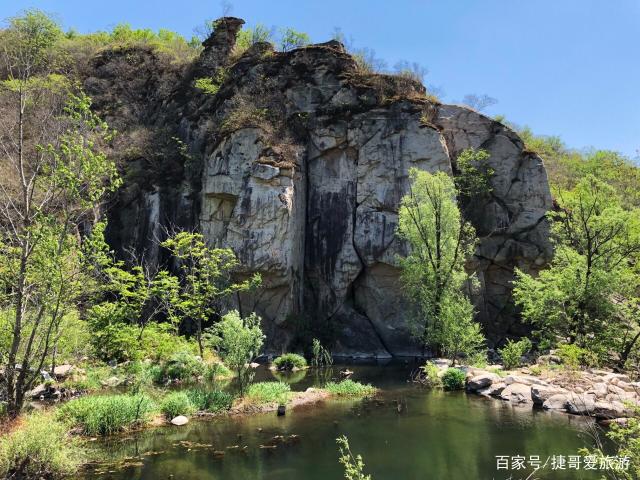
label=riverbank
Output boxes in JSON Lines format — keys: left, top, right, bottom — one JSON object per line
{"left": 76, "top": 363, "right": 605, "bottom": 480}
{"left": 462, "top": 363, "right": 639, "bottom": 422}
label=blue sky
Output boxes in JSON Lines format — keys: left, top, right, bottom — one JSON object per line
{"left": 3, "top": 0, "right": 639, "bottom": 158}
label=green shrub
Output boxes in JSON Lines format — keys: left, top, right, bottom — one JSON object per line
{"left": 160, "top": 392, "right": 195, "bottom": 419}
{"left": 441, "top": 368, "right": 466, "bottom": 391}
{"left": 57, "top": 394, "right": 154, "bottom": 435}
{"left": 273, "top": 353, "right": 307, "bottom": 371}
{"left": 90, "top": 320, "right": 142, "bottom": 363}
{"left": 325, "top": 380, "right": 377, "bottom": 397}
{"left": 420, "top": 362, "right": 442, "bottom": 387}
{"left": 0, "top": 412, "right": 82, "bottom": 479}
{"left": 139, "top": 323, "right": 198, "bottom": 363}
{"left": 556, "top": 344, "right": 599, "bottom": 369}
{"left": 185, "top": 388, "right": 234, "bottom": 413}
{"left": 245, "top": 381, "right": 291, "bottom": 404}
{"left": 158, "top": 352, "right": 206, "bottom": 383}
{"left": 204, "top": 362, "right": 233, "bottom": 382}
{"left": 62, "top": 364, "right": 112, "bottom": 391}
{"left": 499, "top": 338, "right": 532, "bottom": 370}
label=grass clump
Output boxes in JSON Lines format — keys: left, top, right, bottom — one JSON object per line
{"left": 0, "top": 412, "right": 83, "bottom": 479}
{"left": 57, "top": 394, "right": 154, "bottom": 435}
{"left": 245, "top": 381, "right": 291, "bottom": 404}
{"left": 325, "top": 380, "right": 376, "bottom": 398}
{"left": 185, "top": 388, "right": 234, "bottom": 413}
{"left": 441, "top": 368, "right": 466, "bottom": 391}
{"left": 160, "top": 392, "right": 195, "bottom": 419}
{"left": 273, "top": 353, "right": 307, "bottom": 371}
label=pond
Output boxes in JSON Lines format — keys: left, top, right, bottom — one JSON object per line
{"left": 78, "top": 363, "right": 604, "bottom": 480}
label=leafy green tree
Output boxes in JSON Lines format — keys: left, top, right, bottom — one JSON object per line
{"left": 0, "top": 11, "right": 120, "bottom": 416}
{"left": 234, "top": 24, "right": 274, "bottom": 54}
{"left": 397, "top": 169, "right": 485, "bottom": 362}
{"left": 161, "top": 232, "right": 261, "bottom": 356}
{"left": 204, "top": 310, "right": 264, "bottom": 395}
{"left": 513, "top": 175, "right": 640, "bottom": 365}
{"left": 278, "top": 27, "right": 310, "bottom": 52}
{"left": 454, "top": 148, "right": 494, "bottom": 199}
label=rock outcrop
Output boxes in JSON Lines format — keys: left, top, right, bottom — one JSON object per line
{"left": 90, "top": 18, "right": 553, "bottom": 357}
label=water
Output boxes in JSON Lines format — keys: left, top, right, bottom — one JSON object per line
{"left": 79, "top": 364, "right": 604, "bottom": 480}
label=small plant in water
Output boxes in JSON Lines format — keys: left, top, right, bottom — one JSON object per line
{"left": 311, "top": 338, "right": 333, "bottom": 367}
{"left": 418, "top": 362, "right": 442, "bottom": 387}
{"left": 160, "top": 392, "right": 196, "bottom": 419}
{"left": 336, "top": 435, "right": 372, "bottom": 480}
{"left": 325, "top": 379, "right": 376, "bottom": 397}
{"left": 57, "top": 394, "right": 155, "bottom": 435}
{"left": 245, "top": 381, "right": 291, "bottom": 404}
{"left": 273, "top": 353, "right": 307, "bottom": 371}
{"left": 186, "top": 388, "right": 234, "bottom": 412}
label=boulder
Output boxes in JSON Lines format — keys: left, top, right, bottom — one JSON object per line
{"left": 101, "top": 376, "right": 122, "bottom": 387}
{"left": 467, "top": 373, "right": 501, "bottom": 391}
{"left": 543, "top": 394, "right": 569, "bottom": 410}
{"left": 593, "top": 401, "right": 626, "bottom": 419}
{"left": 171, "top": 415, "right": 189, "bottom": 426}
{"left": 565, "top": 393, "right": 596, "bottom": 415}
{"left": 500, "top": 383, "right": 532, "bottom": 404}
{"left": 531, "top": 385, "right": 568, "bottom": 406}
{"left": 588, "top": 382, "right": 608, "bottom": 399}
{"left": 53, "top": 364, "right": 75, "bottom": 378}
{"left": 479, "top": 382, "right": 507, "bottom": 397}
{"left": 504, "top": 375, "right": 547, "bottom": 386}
{"left": 29, "top": 384, "right": 47, "bottom": 399}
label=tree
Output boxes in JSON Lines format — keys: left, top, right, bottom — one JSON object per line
{"left": 278, "top": 28, "right": 310, "bottom": 52}
{"left": 397, "top": 169, "right": 485, "bottom": 362}
{"left": 454, "top": 148, "right": 494, "bottom": 199}
{"left": 513, "top": 175, "right": 640, "bottom": 365}
{"left": 161, "top": 231, "right": 261, "bottom": 356}
{"left": 0, "top": 11, "right": 120, "bottom": 415}
{"left": 393, "top": 60, "right": 428, "bottom": 83}
{"left": 234, "top": 24, "right": 274, "bottom": 52}
{"left": 204, "top": 310, "right": 264, "bottom": 395}
{"left": 461, "top": 94, "right": 497, "bottom": 112}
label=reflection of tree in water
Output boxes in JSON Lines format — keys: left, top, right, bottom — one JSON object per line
{"left": 311, "top": 367, "right": 336, "bottom": 387}
{"left": 271, "top": 368, "right": 308, "bottom": 385}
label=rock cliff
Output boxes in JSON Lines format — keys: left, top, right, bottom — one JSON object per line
{"left": 89, "top": 18, "right": 553, "bottom": 358}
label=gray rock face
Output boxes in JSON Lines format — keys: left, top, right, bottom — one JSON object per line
{"left": 93, "top": 18, "right": 553, "bottom": 357}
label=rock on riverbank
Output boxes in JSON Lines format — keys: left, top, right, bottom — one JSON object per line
{"left": 465, "top": 367, "right": 639, "bottom": 420}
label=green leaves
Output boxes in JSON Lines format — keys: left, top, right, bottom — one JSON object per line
{"left": 336, "top": 436, "right": 371, "bottom": 480}
{"left": 454, "top": 148, "right": 494, "bottom": 198}
{"left": 204, "top": 310, "right": 264, "bottom": 395}
{"left": 513, "top": 174, "right": 640, "bottom": 361}
{"left": 397, "top": 169, "right": 484, "bottom": 360}
{"left": 161, "top": 232, "right": 261, "bottom": 327}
